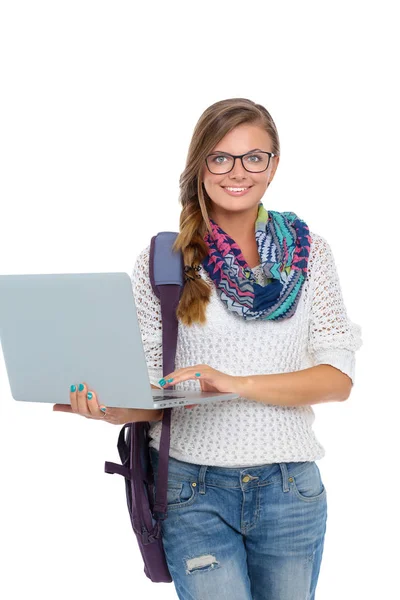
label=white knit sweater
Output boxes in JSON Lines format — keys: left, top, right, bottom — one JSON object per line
{"left": 131, "top": 231, "right": 362, "bottom": 467}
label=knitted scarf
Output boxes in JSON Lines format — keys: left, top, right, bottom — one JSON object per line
{"left": 200, "top": 202, "right": 311, "bottom": 321}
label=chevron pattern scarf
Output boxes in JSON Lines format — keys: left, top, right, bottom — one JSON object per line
{"left": 200, "top": 202, "right": 311, "bottom": 321}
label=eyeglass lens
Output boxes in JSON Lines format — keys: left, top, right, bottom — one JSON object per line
{"left": 206, "top": 152, "right": 270, "bottom": 174}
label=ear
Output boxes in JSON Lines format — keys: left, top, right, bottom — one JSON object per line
{"left": 268, "top": 155, "right": 280, "bottom": 185}
{"left": 271, "top": 155, "right": 280, "bottom": 175}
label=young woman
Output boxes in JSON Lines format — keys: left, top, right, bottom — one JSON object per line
{"left": 54, "top": 98, "right": 362, "bottom": 599}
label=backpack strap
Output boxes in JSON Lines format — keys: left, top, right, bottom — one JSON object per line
{"left": 149, "top": 232, "right": 184, "bottom": 517}
{"left": 149, "top": 232, "right": 184, "bottom": 378}
{"left": 104, "top": 423, "right": 131, "bottom": 478}
{"left": 104, "top": 233, "right": 183, "bottom": 492}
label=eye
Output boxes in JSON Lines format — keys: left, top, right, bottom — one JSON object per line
{"left": 212, "top": 155, "right": 228, "bottom": 164}
{"left": 246, "top": 154, "right": 261, "bottom": 162}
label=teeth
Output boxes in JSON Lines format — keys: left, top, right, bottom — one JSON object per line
{"left": 225, "top": 187, "right": 248, "bottom": 191}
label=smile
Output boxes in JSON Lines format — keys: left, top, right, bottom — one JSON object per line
{"left": 222, "top": 186, "right": 252, "bottom": 196}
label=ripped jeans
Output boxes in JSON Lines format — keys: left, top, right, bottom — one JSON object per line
{"left": 149, "top": 447, "right": 327, "bottom": 600}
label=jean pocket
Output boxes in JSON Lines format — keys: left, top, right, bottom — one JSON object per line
{"left": 149, "top": 448, "right": 198, "bottom": 511}
{"left": 290, "top": 462, "right": 327, "bottom": 503}
{"left": 165, "top": 480, "right": 198, "bottom": 510}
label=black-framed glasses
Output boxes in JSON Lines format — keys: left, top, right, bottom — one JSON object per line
{"left": 205, "top": 150, "right": 276, "bottom": 174}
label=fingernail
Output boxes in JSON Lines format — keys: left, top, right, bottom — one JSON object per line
{"left": 195, "top": 373, "right": 201, "bottom": 377}
{"left": 100, "top": 406, "right": 106, "bottom": 413}
{"left": 167, "top": 378, "right": 174, "bottom": 383}
{"left": 158, "top": 379, "right": 166, "bottom": 386}
{"left": 87, "top": 392, "right": 93, "bottom": 400}
{"left": 78, "top": 384, "right": 84, "bottom": 391}
{"left": 70, "top": 385, "right": 76, "bottom": 392}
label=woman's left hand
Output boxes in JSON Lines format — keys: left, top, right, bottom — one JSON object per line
{"left": 159, "top": 364, "right": 242, "bottom": 409}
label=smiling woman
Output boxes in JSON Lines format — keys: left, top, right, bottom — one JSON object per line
{"left": 48, "top": 90, "right": 360, "bottom": 600}
{"left": 124, "top": 97, "right": 363, "bottom": 598}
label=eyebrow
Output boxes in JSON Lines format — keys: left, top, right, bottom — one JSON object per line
{"left": 211, "top": 148, "right": 265, "bottom": 154}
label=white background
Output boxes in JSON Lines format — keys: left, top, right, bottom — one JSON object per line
{"left": 0, "top": 1, "right": 398, "bottom": 598}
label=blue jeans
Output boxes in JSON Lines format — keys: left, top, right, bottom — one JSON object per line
{"left": 149, "top": 447, "right": 327, "bottom": 600}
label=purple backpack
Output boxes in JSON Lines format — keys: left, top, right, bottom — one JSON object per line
{"left": 104, "top": 232, "right": 184, "bottom": 583}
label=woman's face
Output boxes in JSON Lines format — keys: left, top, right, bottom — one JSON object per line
{"left": 201, "top": 123, "right": 279, "bottom": 217}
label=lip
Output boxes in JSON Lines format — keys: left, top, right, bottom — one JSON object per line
{"left": 221, "top": 185, "right": 253, "bottom": 196}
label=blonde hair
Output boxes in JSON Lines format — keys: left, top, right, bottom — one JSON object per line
{"left": 173, "top": 98, "right": 280, "bottom": 326}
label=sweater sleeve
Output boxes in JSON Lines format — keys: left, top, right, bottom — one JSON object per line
{"left": 131, "top": 244, "right": 164, "bottom": 387}
{"left": 307, "top": 233, "right": 363, "bottom": 386}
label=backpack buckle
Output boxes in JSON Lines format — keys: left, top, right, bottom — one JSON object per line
{"left": 152, "top": 506, "right": 168, "bottom": 521}
{"left": 141, "top": 522, "right": 162, "bottom": 544}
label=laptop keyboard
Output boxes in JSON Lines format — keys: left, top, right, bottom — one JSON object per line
{"left": 152, "top": 393, "right": 190, "bottom": 407}
{"left": 152, "top": 394, "right": 185, "bottom": 401}
{"left": 155, "top": 401, "right": 188, "bottom": 407}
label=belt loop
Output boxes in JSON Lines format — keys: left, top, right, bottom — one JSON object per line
{"left": 198, "top": 465, "right": 208, "bottom": 495}
{"left": 279, "top": 462, "right": 289, "bottom": 492}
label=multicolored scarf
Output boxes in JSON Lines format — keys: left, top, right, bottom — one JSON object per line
{"left": 201, "top": 202, "right": 311, "bottom": 321}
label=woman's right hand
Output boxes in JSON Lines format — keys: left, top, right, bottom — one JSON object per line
{"left": 52, "top": 382, "right": 164, "bottom": 425}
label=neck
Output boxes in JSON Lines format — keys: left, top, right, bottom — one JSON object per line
{"left": 209, "top": 204, "right": 259, "bottom": 242}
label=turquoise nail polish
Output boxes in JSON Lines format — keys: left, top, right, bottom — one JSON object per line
{"left": 167, "top": 378, "right": 174, "bottom": 383}
{"left": 195, "top": 373, "right": 201, "bottom": 377}
{"left": 100, "top": 407, "right": 106, "bottom": 412}
{"left": 87, "top": 392, "right": 93, "bottom": 400}
{"left": 70, "top": 385, "right": 76, "bottom": 392}
{"left": 159, "top": 379, "right": 166, "bottom": 386}
{"left": 78, "top": 384, "right": 84, "bottom": 391}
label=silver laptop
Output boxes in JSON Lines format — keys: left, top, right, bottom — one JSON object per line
{"left": 0, "top": 272, "right": 239, "bottom": 410}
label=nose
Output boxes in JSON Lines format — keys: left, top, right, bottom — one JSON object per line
{"left": 229, "top": 156, "right": 248, "bottom": 179}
